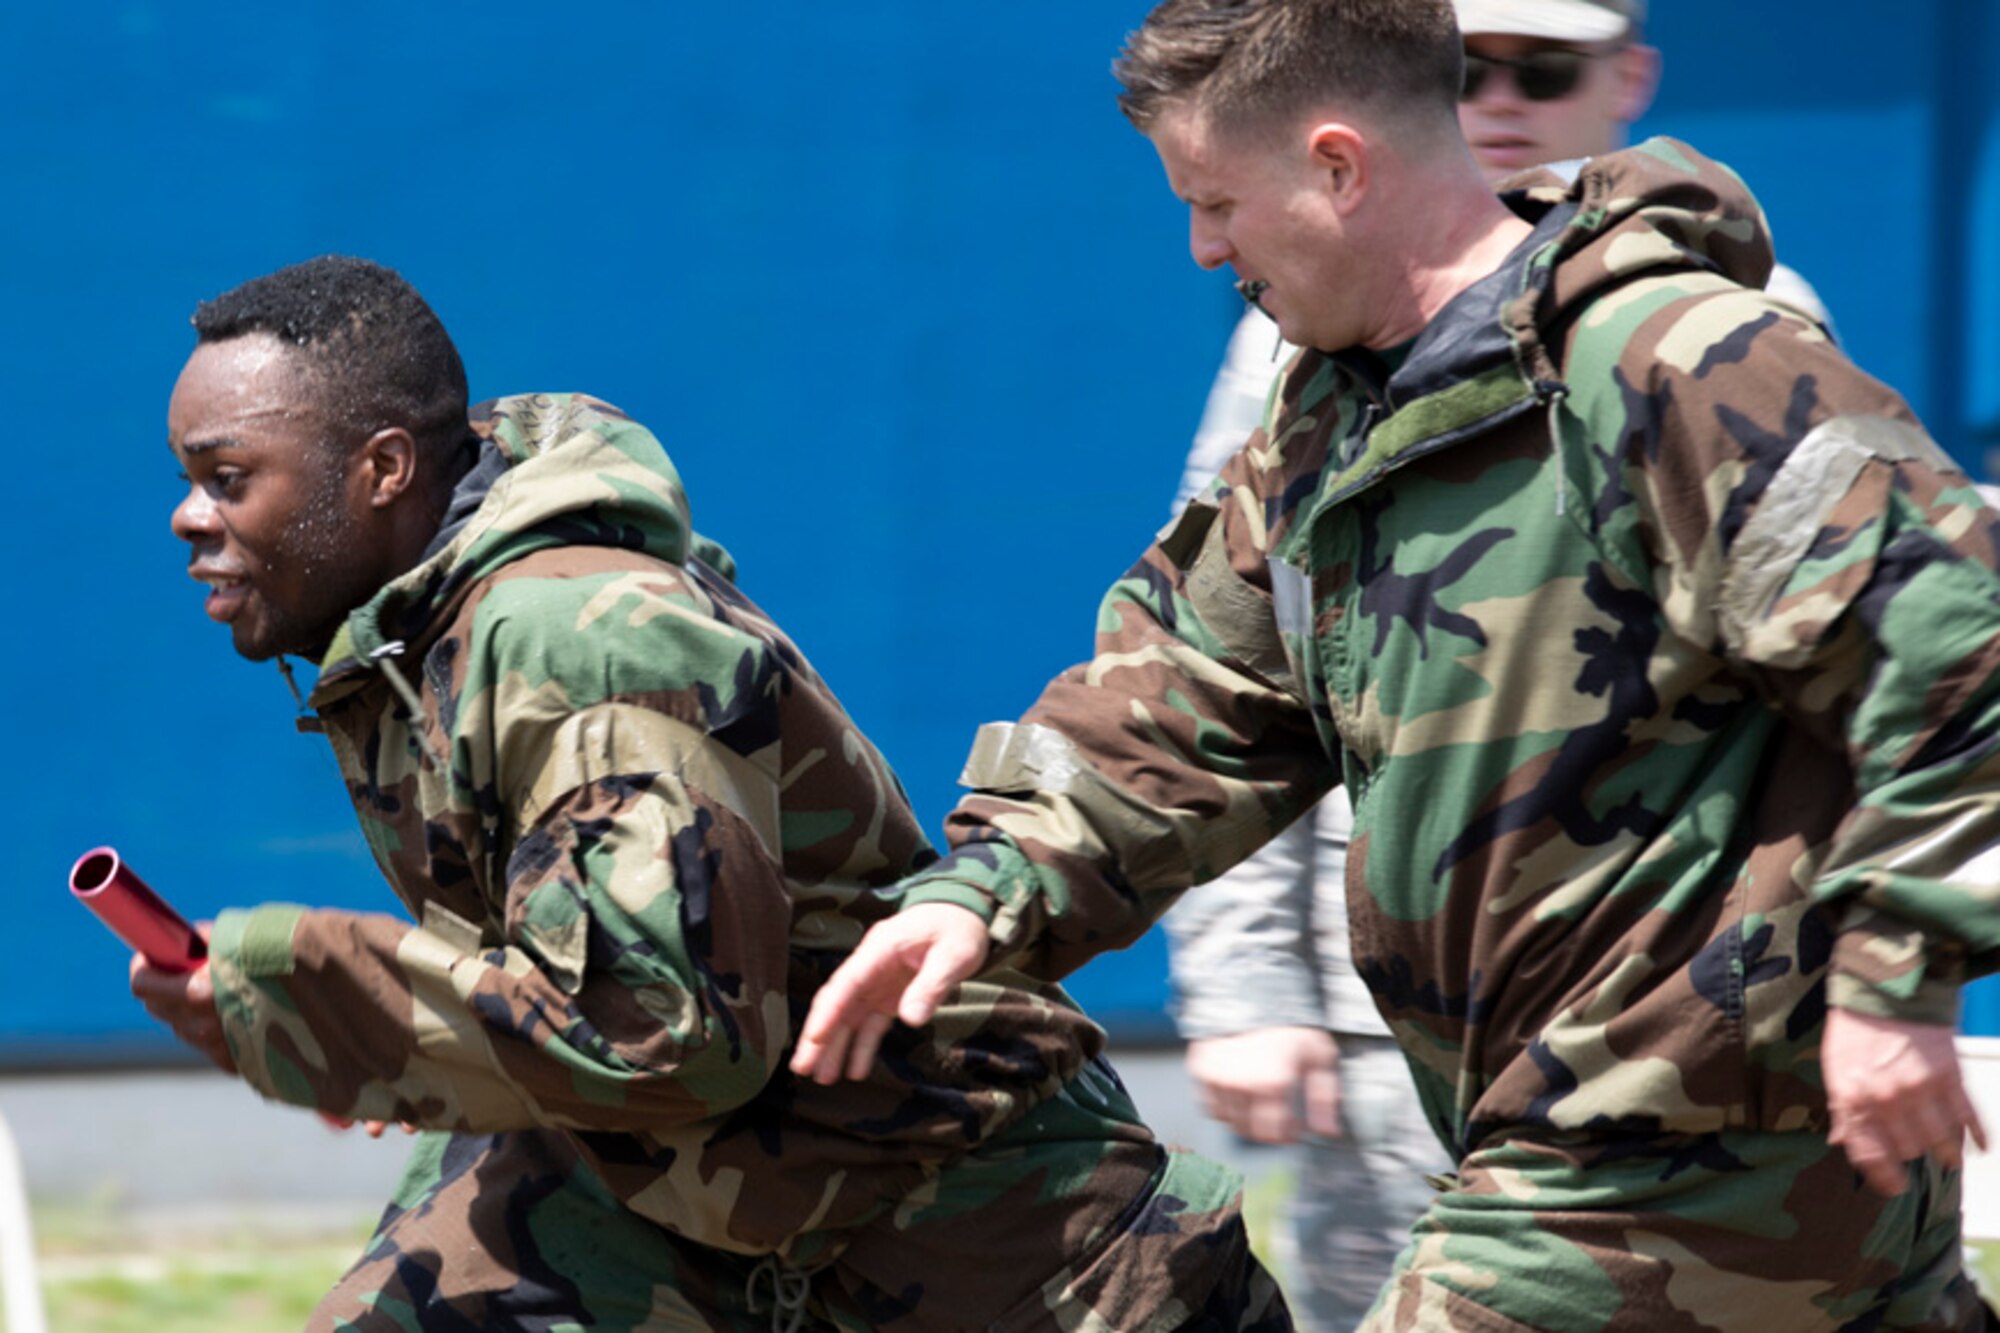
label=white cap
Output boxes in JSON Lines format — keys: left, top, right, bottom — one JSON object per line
{"left": 1454, "top": 0, "right": 1641, "bottom": 42}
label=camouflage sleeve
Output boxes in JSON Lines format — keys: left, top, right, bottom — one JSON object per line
{"left": 1579, "top": 284, "right": 2000, "bottom": 1025}
{"left": 208, "top": 580, "right": 794, "bottom": 1131}
{"left": 898, "top": 441, "right": 1337, "bottom": 982}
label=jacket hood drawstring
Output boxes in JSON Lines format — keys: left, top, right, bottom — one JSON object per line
{"left": 369, "top": 641, "right": 448, "bottom": 768}
{"left": 1540, "top": 381, "right": 1573, "bottom": 518}
{"left": 745, "top": 1255, "right": 813, "bottom": 1333}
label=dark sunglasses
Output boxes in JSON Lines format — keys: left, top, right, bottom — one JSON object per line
{"left": 1460, "top": 48, "right": 1607, "bottom": 103}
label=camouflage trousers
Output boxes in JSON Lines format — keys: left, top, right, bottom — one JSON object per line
{"left": 1359, "top": 1127, "right": 1985, "bottom": 1332}
{"left": 309, "top": 1067, "right": 1293, "bottom": 1332}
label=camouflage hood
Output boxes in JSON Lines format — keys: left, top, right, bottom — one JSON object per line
{"left": 1500, "top": 137, "right": 1775, "bottom": 385}
{"left": 1316, "top": 137, "right": 1775, "bottom": 504}
{"left": 311, "top": 393, "right": 731, "bottom": 699}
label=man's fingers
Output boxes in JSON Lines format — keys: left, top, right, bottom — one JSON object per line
{"left": 1965, "top": 1095, "right": 1990, "bottom": 1154}
{"left": 1836, "top": 1122, "right": 1908, "bottom": 1197}
{"left": 788, "top": 904, "right": 991, "bottom": 1083}
{"left": 1912, "top": 1097, "right": 1961, "bottom": 1169}
{"left": 1881, "top": 1099, "right": 1933, "bottom": 1165}
{"left": 898, "top": 932, "right": 982, "bottom": 1028}
{"left": 788, "top": 1026, "right": 832, "bottom": 1080}
{"left": 1200, "top": 1083, "right": 1243, "bottom": 1134}
{"left": 844, "top": 1011, "right": 896, "bottom": 1083}
{"left": 1864, "top": 1160, "right": 1909, "bottom": 1197}
{"left": 798, "top": 1026, "right": 854, "bottom": 1086}
{"left": 792, "top": 950, "right": 902, "bottom": 1080}
{"left": 1303, "top": 1064, "right": 1342, "bottom": 1139}
{"left": 1242, "top": 1092, "right": 1297, "bottom": 1145}
{"left": 798, "top": 960, "right": 885, "bottom": 1050}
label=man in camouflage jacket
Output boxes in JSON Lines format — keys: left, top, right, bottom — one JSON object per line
{"left": 135, "top": 255, "right": 1290, "bottom": 1332}
{"left": 796, "top": 1, "right": 1999, "bottom": 1328}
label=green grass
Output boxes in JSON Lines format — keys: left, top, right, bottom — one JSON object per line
{"left": 41, "top": 1256, "right": 354, "bottom": 1333}
{"left": 1240, "top": 1163, "right": 1295, "bottom": 1277}
{"left": 10, "top": 1197, "right": 370, "bottom": 1333}
{"left": 1973, "top": 1241, "right": 2000, "bottom": 1303}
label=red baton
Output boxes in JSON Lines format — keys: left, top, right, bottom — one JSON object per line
{"left": 69, "top": 846, "right": 207, "bottom": 973}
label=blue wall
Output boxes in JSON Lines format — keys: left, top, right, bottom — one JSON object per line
{"left": 3, "top": 0, "right": 1996, "bottom": 1059}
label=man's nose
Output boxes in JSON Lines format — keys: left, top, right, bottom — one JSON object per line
{"left": 170, "top": 485, "right": 218, "bottom": 543}
{"left": 1189, "top": 215, "right": 1232, "bottom": 271}
{"left": 1462, "top": 59, "right": 1527, "bottom": 109}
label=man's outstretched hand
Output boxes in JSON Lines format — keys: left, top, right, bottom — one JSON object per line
{"left": 1823, "top": 1007, "right": 1987, "bottom": 1197}
{"left": 789, "top": 902, "right": 991, "bottom": 1084}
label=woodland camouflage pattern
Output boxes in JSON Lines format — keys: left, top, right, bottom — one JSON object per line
{"left": 896, "top": 140, "right": 2000, "bottom": 1329}
{"left": 203, "top": 393, "right": 1284, "bottom": 1331}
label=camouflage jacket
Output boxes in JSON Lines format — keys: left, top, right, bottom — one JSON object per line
{"left": 899, "top": 140, "right": 2000, "bottom": 1157}
{"left": 205, "top": 394, "right": 1108, "bottom": 1260}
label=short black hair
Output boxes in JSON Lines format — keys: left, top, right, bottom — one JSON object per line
{"left": 192, "top": 255, "right": 470, "bottom": 473}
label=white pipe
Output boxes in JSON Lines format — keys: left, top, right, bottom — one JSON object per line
{"left": 1962, "top": 1036, "right": 2000, "bottom": 1243}
{"left": 0, "top": 1113, "right": 47, "bottom": 1333}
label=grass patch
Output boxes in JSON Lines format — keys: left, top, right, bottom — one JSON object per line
{"left": 42, "top": 1254, "right": 354, "bottom": 1333}
{"left": 1972, "top": 1241, "right": 1999, "bottom": 1304}
{"left": 11, "top": 1193, "right": 371, "bottom": 1333}
{"left": 1241, "top": 1165, "right": 1295, "bottom": 1282}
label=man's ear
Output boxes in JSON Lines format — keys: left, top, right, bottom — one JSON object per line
{"left": 359, "top": 427, "right": 420, "bottom": 508}
{"left": 1613, "top": 43, "right": 1662, "bottom": 125}
{"left": 1306, "top": 122, "right": 1369, "bottom": 215}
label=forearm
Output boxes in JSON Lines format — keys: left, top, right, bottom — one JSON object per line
{"left": 903, "top": 711, "right": 1328, "bottom": 981}
{"left": 209, "top": 760, "right": 795, "bottom": 1131}
{"left": 210, "top": 903, "right": 758, "bottom": 1132}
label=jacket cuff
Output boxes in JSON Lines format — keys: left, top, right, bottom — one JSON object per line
{"left": 1828, "top": 908, "right": 1964, "bottom": 1027}
{"left": 208, "top": 905, "right": 317, "bottom": 1107}
{"left": 898, "top": 877, "right": 1000, "bottom": 923}
{"left": 897, "top": 843, "right": 1047, "bottom": 961}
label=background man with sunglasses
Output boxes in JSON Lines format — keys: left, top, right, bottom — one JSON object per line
{"left": 1455, "top": 0, "right": 1659, "bottom": 178}
{"left": 1457, "top": 0, "right": 1834, "bottom": 328}
{"left": 1157, "top": 5, "right": 1839, "bottom": 1330}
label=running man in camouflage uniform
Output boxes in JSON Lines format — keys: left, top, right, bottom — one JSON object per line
{"left": 131, "top": 255, "right": 1291, "bottom": 1332}
{"left": 1162, "top": 4, "right": 1846, "bottom": 1328}
{"left": 794, "top": 1, "right": 1999, "bottom": 1327}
